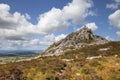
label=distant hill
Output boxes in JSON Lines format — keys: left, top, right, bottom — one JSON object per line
{"left": 0, "top": 50, "right": 42, "bottom": 57}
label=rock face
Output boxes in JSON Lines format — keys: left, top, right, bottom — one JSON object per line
{"left": 43, "top": 26, "right": 108, "bottom": 56}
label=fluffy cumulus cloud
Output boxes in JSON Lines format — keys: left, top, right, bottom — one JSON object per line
{"left": 63, "top": 0, "right": 94, "bottom": 24}
{"left": 32, "top": 34, "right": 66, "bottom": 49}
{"left": 30, "top": 33, "right": 66, "bottom": 49}
{"left": 37, "top": 8, "right": 69, "bottom": 34}
{"left": 0, "top": 0, "right": 94, "bottom": 50}
{"left": 0, "top": 0, "right": 93, "bottom": 39}
{"left": 86, "top": 22, "right": 98, "bottom": 31}
{"left": 37, "top": 0, "right": 94, "bottom": 33}
{"left": 55, "top": 34, "right": 66, "bottom": 42}
{"left": 0, "top": 3, "right": 44, "bottom": 41}
{"left": 116, "top": 31, "right": 120, "bottom": 37}
{"left": 106, "top": 0, "right": 120, "bottom": 9}
{"left": 109, "top": 9, "right": 120, "bottom": 28}
{"left": 76, "top": 22, "right": 98, "bottom": 31}
{"left": 0, "top": 34, "right": 67, "bottom": 50}
{"left": 105, "top": 36, "right": 114, "bottom": 41}
{"left": 43, "top": 34, "right": 66, "bottom": 43}
{"left": 109, "top": 9, "right": 120, "bottom": 39}
{"left": 0, "top": 4, "right": 28, "bottom": 29}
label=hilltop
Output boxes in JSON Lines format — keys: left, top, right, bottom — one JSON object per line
{"left": 44, "top": 26, "right": 108, "bottom": 56}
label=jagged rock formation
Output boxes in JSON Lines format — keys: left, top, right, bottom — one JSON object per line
{"left": 43, "top": 26, "right": 108, "bottom": 56}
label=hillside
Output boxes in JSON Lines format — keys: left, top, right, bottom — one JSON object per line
{"left": 0, "top": 26, "right": 119, "bottom": 80}
{"left": 0, "top": 42, "right": 119, "bottom": 80}
{"left": 44, "top": 26, "right": 108, "bottom": 56}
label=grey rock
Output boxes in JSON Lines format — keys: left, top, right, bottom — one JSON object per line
{"left": 43, "top": 26, "right": 108, "bottom": 56}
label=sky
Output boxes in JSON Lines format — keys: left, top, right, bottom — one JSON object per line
{"left": 0, "top": 0, "right": 120, "bottom": 50}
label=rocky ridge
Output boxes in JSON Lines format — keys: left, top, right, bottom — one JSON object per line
{"left": 43, "top": 26, "right": 108, "bottom": 56}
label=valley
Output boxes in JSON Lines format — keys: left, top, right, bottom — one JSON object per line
{"left": 0, "top": 50, "right": 42, "bottom": 64}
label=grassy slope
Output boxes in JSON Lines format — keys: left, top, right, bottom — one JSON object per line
{"left": 0, "top": 42, "right": 120, "bottom": 80}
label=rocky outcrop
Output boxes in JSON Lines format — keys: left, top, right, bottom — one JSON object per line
{"left": 43, "top": 26, "right": 108, "bottom": 56}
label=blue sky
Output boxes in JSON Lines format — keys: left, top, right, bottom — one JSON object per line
{"left": 0, "top": 0, "right": 120, "bottom": 50}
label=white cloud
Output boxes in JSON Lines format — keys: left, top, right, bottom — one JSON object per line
{"left": 106, "top": 3, "right": 119, "bottom": 9}
{"left": 105, "top": 36, "right": 114, "bottom": 41}
{"left": 0, "top": 29, "right": 28, "bottom": 40}
{"left": 109, "top": 9, "right": 120, "bottom": 39}
{"left": 86, "top": 22, "right": 98, "bottom": 31}
{"left": 26, "top": 34, "right": 66, "bottom": 49}
{"left": 63, "top": 0, "right": 93, "bottom": 24}
{"left": 43, "top": 34, "right": 67, "bottom": 43}
{"left": 116, "top": 31, "right": 120, "bottom": 37}
{"left": 25, "top": 13, "right": 31, "bottom": 20}
{"left": 0, "top": 3, "right": 10, "bottom": 14}
{"left": 109, "top": 9, "right": 120, "bottom": 28}
{"left": 0, "top": 34, "right": 67, "bottom": 50}
{"left": 115, "top": 0, "right": 120, "bottom": 3}
{"left": 37, "top": 0, "right": 93, "bottom": 33}
{"left": 76, "top": 22, "right": 98, "bottom": 31}
{"left": 0, "top": 0, "right": 94, "bottom": 50}
{"left": 29, "top": 39, "right": 40, "bottom": 45}
{"left": 0, "top": 4, "right": 31, "bottom": 29}
{"left": 106, "top": 0, "right": 120, "bottom": 9}
{"left": 0, "top": 39, "right": 42, "bottom": 50}
{"left": 55, "top": 34, "right": 66, "bottom": 42}
{"left": 0, "top": 4, "right": 45, "bottom": 40}
{"left": 0, "top": 0, "right": 94, "bottom": 40}
{"left": 37, "top": 8, "right": 69, "bottom": 34}
{"left": 0, "top": 40, "right": 21, "bottom": 50}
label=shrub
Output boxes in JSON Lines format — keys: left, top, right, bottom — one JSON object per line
{"left": 81, "top": 67, "right": 96, "bottom": 75}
